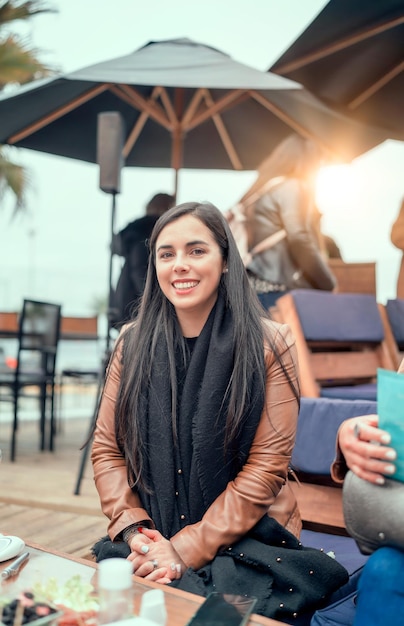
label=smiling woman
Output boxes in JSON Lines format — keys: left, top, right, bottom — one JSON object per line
{"left": 89, "top": 200, "right": 350, "bottom": 623}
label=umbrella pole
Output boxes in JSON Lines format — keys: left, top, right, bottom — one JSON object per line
{"left": 73, "top": 190, "right": 117, "bottom": 496}
{"left": 174, "top": 168, "right": 178, "bottom": 201}
{"left": 106, "top": 191, "right": 117, "bottom": 356}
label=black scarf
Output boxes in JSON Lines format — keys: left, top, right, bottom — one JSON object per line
{"left": 137, "top": 293, "right": 264, "bottom": 537}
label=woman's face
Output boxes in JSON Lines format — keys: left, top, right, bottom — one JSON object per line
{"left": 155, "top": 214, "right": 225, "bottom": 333}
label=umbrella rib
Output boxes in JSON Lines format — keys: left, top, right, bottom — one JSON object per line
{"left": 250, "top": 90, "right": 336, "bottom": 158}
{"left": 201, "top": 89, "right": 243, "bottom": 170}
{"left": 110, "top": 84, "right": 173, "bottom": 130}
{"left": 123, "top": 86, "right": 163, "bottom": 159}
{"left": 348, "top": 59, "right": 404, "bottom": 109}
{"left": 7, "top": 83, "right": 109, "bottom": 144}
{"left": 159, "top": 87, "right": 179, "bottom": 126}
{"left": 185, "top": 89, "right": 245, "bottom": 131}
{"left": 274, "top": 15, "right": 404, "bottom": 74}
{"left": 182, "top": 89, "right": 206, "bottom": 126}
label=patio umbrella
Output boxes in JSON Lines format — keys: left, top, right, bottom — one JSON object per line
{"left": 270, "top": 0, "right": 404, "bottom": 138}
{"left": 0, "top": 37, "right": 389, "bottom": 195}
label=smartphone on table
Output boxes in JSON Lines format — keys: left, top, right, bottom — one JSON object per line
{"left": 186, "top": 592, "right": 257, "bottom": 626}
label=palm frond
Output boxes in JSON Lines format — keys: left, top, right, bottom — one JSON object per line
{"left": 0, "top": 33, "right": 51, "bottom": 85}
{"left": 0, "top": 1, "right": 55, "bottom": 27}
{"left": 0, "top": 145, "right": 31, "bottom": 215}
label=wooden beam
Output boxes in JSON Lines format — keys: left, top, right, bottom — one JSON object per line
{"left": 109, "top": 84, "right": 172, "bottom": 130}
{"left": 184, "top": 89, "right": 244, "bottom": 131}
{"left": 274, "top": 15, "right": 404, "bottom": 74}
{"left": 348, "top": 59, "right": 404, "bottom": 109}
{"left": 122, "top": 86, "right": 163, "bottom": 159}
{"left": 249, "top": 90, "right": 336, "bottom": 159}
{"left": 201, "top": 89, "right": 243, "bottom": 170}
{"left": 8, "top": 84, "right": 109, "bottom": 144}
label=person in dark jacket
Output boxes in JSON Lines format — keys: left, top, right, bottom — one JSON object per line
{"left": 244, "top": 134, "right": 337, "bottom": 310}
{"left": 112, "top": 192, "right": 175, "bottom": 326}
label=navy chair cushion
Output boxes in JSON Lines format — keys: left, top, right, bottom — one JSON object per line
{"left": 320, "top": 384, "right": 377, "bottom": 402}
{"left": 386, "top": 298, "right": 404, "bottom": 348}
{"left": 301, "top": 530, "right": 368, "bottom": 576}
{"left": 291, "top": 397, "right": 377, "bottom": 475}
{"left": 291, "top": 290, "right": 384, "bottom": 342}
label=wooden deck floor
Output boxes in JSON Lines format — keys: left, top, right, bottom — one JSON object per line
{"left": 0, "top": 409, "right": 107, "bottom": 561}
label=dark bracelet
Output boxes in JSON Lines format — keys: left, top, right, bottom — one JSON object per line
{"left": 122, "top": 521, "right": 152, "bottom": 544}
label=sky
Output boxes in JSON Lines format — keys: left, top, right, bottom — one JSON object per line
{"left": 0, "top": 0, "right": 403, "bottom": 316}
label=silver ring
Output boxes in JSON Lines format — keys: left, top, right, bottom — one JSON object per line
{"left": 151, "top": 559, "right": 158, "bottom": 570}
{"left": 353, "top": 423, "right": 362, "bottom": 439}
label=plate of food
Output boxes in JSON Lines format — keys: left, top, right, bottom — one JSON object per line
{"left": 1, "top": 576, "right": 99, "bottom": 626}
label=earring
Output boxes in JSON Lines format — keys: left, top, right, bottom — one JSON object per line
{"left": 223, "top": 268, "right": 229, "bottom": 273}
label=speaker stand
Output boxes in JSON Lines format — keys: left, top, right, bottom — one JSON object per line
{"left": 73, "top": 191, "right": 117, "bottom": 495}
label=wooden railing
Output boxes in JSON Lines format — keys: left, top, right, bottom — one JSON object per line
{"left": 60, "top": 315, "right": 99, "bottom": 340}
{"left": 0, "top": 311, "right": 18, "bottom": 332}
{"left": 0, "top": 313, "right": 99, "bottom": 341}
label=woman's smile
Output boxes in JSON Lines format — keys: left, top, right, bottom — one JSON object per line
{"left": 172, "top": 280, "right": 200, "bottom": 291}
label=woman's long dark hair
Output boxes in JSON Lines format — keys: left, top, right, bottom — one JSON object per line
{"left": 113, "top": 201, "right": 299, "bottom": 489}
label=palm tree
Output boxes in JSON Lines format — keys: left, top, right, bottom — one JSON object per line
{"left": 0, "top": 0, "right": 55, "bottom": 214}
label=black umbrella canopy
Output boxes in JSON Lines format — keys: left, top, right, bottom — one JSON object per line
{"left": 0, "top": 37, "right": 389, "bottom": 192}
{"left": 270, "top": 0, "right": 404, "bottom": 138}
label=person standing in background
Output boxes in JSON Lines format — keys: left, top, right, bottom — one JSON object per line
{"left": 390, "top": 197, "right": 404, "bottom": 298}
{"left": 111, "top": 192, "right": 175, "bottom": 326}
{"left": 241, "top": 134, "right": 337, "bottom": 311}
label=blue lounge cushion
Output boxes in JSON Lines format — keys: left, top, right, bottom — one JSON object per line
{"left": 291, "top": 397, "right": 377, "bottom": 475}
{"left": 320, "top": 384, "right": 377, "bottom": 402}
{"left": 291, "top": 290, "right": 384, "bottom": 342}
{"left": 301, "top": 530, "right": 368, "bottom": 576}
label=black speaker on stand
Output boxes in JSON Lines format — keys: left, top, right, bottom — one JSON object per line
{"left": 74, "top": 111, "right": 125, "bottom": 495}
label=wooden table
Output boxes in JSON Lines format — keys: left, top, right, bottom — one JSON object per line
{"left": 0, "top": 542, "right": 284, "bottom": 625}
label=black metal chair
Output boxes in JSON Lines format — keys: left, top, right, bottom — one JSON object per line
{"left": 0, "top": 299, "right": 62, "bottom": 461}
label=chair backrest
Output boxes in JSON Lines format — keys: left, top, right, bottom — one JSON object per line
{"left": 378, "top": 299, "right": 404, "bottom": 369}
{"left": 17, "top": 299, "right": 62, "bottom": 376}
{"left": 0, "top": 311, "right": 18, "bottom": 333}
{"left": 60, "top": 315, "right": 98, "bottom": 340}
{"left": 328, "top": 259, "right": 376, "bottom": 295}
{"left": 276, "top": 290, "right": 394, "bottom": 397}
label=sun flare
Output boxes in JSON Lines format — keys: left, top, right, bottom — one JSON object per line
{"left": 316, "top": 164, "right": 360, "bottom": 216}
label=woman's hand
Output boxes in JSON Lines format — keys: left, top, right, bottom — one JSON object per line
{"left": 127, "top": 528, "right": 184, "bottom": 584}
{"left": 338, "top": 415, "right": 397, "bottom": 484}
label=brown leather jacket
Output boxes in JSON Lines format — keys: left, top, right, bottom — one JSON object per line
{"left": 91, "top": 322, "right": 301, "bottom": 571}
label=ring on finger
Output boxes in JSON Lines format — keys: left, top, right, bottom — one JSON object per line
{"left": 140, "top": 544, "right": 149, "bottom": 554}
{"left": 353, "top": 423, "right": 362, "bottom": 440}
{"left": 151, "top": 559, "right": 158, "bottom": 570}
